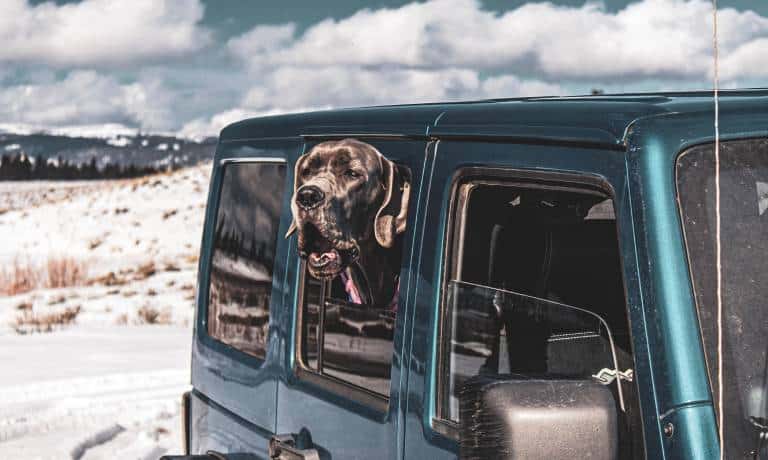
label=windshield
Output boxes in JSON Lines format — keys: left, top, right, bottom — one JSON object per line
{"left": 677, "top": 139, "right": 768, "bottom": 458}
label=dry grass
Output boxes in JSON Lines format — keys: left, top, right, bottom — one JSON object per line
{"left": 13, "top": 305, "right": 82, "bottom": 334}
{"left": 136, "top": 305, "right": 171, "bottom": 325}
{"left": 135, "top": 261, "right": 157, "bottom": 280}
{"left": 0, "top": 256, "right": 88, "bottom": 296}
{"left": 0, "top": 258, "right": 39, "bottom": 296}
{"left": 46, "top": 256, "right": 87, "bottom": 288}
{"left": 89, "top": 271, "right": 128, "bottom": 287}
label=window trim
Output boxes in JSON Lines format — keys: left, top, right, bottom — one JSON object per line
{"left": 432, "top": 167, "right": 617, "bottom": 438}
{"left": 293, "top": 261, "right": 390, "bottom": 414}
{"left": 203, "top": 158, "right": 287, "bottom": 363}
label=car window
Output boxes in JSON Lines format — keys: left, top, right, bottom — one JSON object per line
{"left": 300, "top": 272, "right": 397, "bottom": 397}
{"left": 207, "top": 161, "right": 286, "bottom": 359}
{"left": 677, "top": 139, "right": 768, "bottom": 458}
{"left": 295, "top": 160, "right": 412, "bottom": 404}
{"left": 436, "top": 176, "right": 643, "bottom": 458}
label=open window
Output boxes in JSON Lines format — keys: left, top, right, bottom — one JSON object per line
{"left": 294, "top": 160, "right": 412, "bottom": 412}
{"left": 436, "top": 172, "right": 643, "bottom": 458}
{"left": 297, "top": 268, "right": 396, "bottom": 402}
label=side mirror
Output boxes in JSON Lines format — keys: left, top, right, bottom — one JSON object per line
{"left": 459, "top": 377, "right": 618, "bottom": 460}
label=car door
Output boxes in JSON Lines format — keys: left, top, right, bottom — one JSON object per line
{"left": 275, "top": 137, "right": 432, "bottom": 460}
{"left": 190, "top": 138, "right": 301, "bottom": 456}
{"left": 402, "top": 138, "right": 649, "bottom": 459}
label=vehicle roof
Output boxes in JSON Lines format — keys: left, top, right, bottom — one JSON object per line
{"left": 219, "top": 89, "right": 768, "bottom": 150}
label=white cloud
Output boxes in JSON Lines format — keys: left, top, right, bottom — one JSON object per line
{"left": 240, "top": 66, "right": 561, "bottom": 110}
{"left": 227, "top": 24, "right": 297, "bottom": 59}
{"left": 720, "top": 38, "right": 768, "bottom": 79}
{"left": 0, "top": 0, "right": 210, "bottom": 67}
{"left": 178, "top": 67, "right": 563, "bottom": 138}
{"left": 228, "top": 0, "right": 768, "bottom": 80}
{"left": 0, "top": 71, "right": 177, "bottom": 131}
{"left": 180, "top": 108, "right": 265, "bottom": 141}
{"left": 174, "top": 0, "right": 766, "bottom": 138}
{"left": 3, "top": 0, "right": 768, "bottom": 139}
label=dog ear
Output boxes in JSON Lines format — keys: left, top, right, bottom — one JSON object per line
{"left": 285, "top": 154, "right": 305, "bottom": 238}
{"left": 374, "top": 156, "right": 411, "bottom": 248}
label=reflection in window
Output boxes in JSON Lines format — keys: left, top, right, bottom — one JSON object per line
{"left": 207, "top": 162, "right": 286, "bottom": 359}
{"left": 301, "top": 271, "right": 397, "bottom": 397}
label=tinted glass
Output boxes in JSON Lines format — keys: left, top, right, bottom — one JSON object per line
{"left": 677, "top": 140, "right": 768, "bottom": 458}
{"left": 208, "top": 162, "right": 286, "bottom": 359}
{"left": 301, "top": 271, "right": 397, "bottom": 396}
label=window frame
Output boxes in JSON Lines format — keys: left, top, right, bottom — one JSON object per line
{"left": 203, "top": 157, "right": 287, "bottom": 363}
{"left": 433, "top": 166, "right": 620, "bottom": 438}
{"left": 293, "top": 262, "right": 390, "bottom": 413}
{"left": 289, "top": 157, "right": 414, "bottom": 414}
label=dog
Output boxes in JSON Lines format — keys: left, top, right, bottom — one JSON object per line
{"left": 286, "top": 138, "right": 410, "bottom": 308}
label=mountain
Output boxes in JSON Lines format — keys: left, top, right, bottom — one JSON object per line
{"left": 0, "top": 129, "right": 217, "bottom": 170}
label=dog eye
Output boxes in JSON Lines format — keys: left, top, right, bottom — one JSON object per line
{"left": 301, "top": 168, "right": 311, "bottom": 177}
{"left": 344, "top": 169, "right": 361, "bottom": 179}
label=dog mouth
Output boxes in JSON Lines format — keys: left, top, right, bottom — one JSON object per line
{"left": 299, "top": 223, "right": 359, "bottom": 279}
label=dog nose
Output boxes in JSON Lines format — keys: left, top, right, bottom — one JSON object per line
{"left": 296, "top": 185, "right": 325, "bottom": 210}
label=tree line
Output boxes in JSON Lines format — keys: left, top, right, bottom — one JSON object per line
{"left": 0, "top": 153, "right": 167, "bottom": 180}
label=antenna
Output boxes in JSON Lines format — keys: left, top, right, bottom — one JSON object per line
{"left": 712, "top": 1, "right": 724, "bottom": 458}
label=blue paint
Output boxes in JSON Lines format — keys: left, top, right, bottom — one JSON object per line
{"left": 185, "top": 91, "right": 768, "bottom": 458}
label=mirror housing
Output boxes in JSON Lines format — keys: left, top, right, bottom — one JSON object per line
{"left": 459, "top": 377, "right": 618, "bottom": 460}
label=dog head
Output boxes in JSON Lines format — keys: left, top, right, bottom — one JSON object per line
{"left": 286, "top": 139, "right": 410, "bottom": 280}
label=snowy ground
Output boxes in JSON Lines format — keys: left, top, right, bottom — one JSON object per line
{"left": 0, "top": 164, "right": 211, "bottom": 458}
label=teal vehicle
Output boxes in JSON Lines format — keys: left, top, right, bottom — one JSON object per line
{"left": 170, "top": 91, "right": 768, "bottom": 459}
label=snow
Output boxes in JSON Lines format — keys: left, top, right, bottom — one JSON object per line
{"left": 0, "top": 326, "right": 191, "bottom": 459}
{"left": 0, "top": 122, "right": 139, "bottom": 140}
{"left": 4, "top": 143, "right": 21, "bottom": 151}
{"left": 211, "top": 251, "right": 271, "bottom": 283}
{"left": 0, "top": 163, "right": 211, "bottom": 458}
{"left": 105, "top": 137, "right": 132, "bottom": 147}
{"left": 0, "top": 163, "right": 211, "bottom": 277}
{"left": 0, "top": 122, "right": 201, "bottom": 143}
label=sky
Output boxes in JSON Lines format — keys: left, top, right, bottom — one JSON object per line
{"left": 2, "top": 0, "right": 768, "bottom": 139}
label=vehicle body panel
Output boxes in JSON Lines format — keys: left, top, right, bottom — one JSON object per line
{"left": 187, "top": 90, "right": 768, "bottom": 459}
{"left": 191, "top": 139, "right": 302, "bottom": 453}
{"left": 274, "top": 138, "right": 432, "bottom": 459}
{"left": 401, "top": 139, "right": 645, "bottom": 458}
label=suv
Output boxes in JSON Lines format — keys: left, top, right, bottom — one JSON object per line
{"left": 169, "top": 91, "right": 767, "bottom": 459}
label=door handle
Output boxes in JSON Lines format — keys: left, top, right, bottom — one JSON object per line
{"left": 269, "top": 433, "right": 320, "bottom": 460}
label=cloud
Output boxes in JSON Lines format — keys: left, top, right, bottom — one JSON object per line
{"left": 0, "top": 0, "right": 210, "bottom": 67}
{"left": 227, "top": 0, "right": 768, "bottom": 81}
{"left": 180, "top": 108, "right": 264, "bottom": 141}
{"left": 3, "top": 0, "right": 768, "bottom": 139}
{"left": 240, "top": 66, "right": 561, "bottom": 109}
{"left": 0, "top": 71, "right": 177, "bottom": 130}
{"left": 180, "top": 67, "right": 563, "bottom": 139}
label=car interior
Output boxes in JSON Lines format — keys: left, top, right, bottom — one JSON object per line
{"left": 445, "top": 179, "right": 643, "bottom": 457}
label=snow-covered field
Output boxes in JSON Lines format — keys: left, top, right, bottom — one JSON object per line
{"left": 0, "top": 164, "right": 211, "bottom": 459}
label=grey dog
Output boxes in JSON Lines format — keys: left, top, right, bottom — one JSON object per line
{"left": 286, "top": 138, "right": 410, "bottom": 308}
